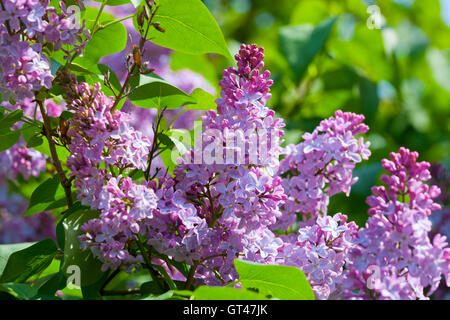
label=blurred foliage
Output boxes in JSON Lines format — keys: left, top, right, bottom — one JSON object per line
{"left": 183, "top": 0, "right": 450, "bottom": 226}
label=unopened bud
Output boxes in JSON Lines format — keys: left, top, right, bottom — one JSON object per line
{"left": 143, "top": 5, "right": 150, "bottom": 20}
{"left": 133, "top": 45, "right": 141, "bottom": 67}
{"left": 137, "top": 9, "right": 145, "bottom": 27}
{"left": 152, "top": 22, "right": 165, "bottom": 33}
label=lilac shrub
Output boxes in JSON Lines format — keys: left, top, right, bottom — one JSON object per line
{"left": 0, "top": 1, "right": 448, "bottom": 301}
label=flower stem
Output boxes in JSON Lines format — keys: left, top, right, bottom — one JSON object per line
{"left": 37, "top": 100, "right": 74, "bottom": 207}
{"left": 136, "top": 237, "right": 166, "bottom": 291}
{"left": 91, "top": 1, "right": 107, "bottom": 34}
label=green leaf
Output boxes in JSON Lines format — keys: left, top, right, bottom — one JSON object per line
{"left": 0, "top": 109, "right": 23, "bottom": 128}
{"left": 23, "top": 125, "right": 70, "bottom": 164}
{"left": 128, "top": 75, "right": 196, "bottom": 109}
{"left": 158, "top": 133, "right": 175, "bottom": 149}
{"left": 426, "top": 48, "right": 450, "bottom": 93}
{"left": 21, "top": 122, "right": 41, "bottom": 142}
{"left": 56, "top": 202, "right": 87, "bottom": 249}
{"left": 280, "top": 17, "right": 336, "bottom": 82}
{"left": 130, "top": 0, "right": 143, "bottom": 7}
{"left": 153, "top": 265, "right": 177, "bottom": 290}
{"left": 185, "top": 88, "right": 217, "bottom": 111}
{"left": 140, "top": 281, "right": 166, "bottom": 296}
{"left": 0, "top": 130, "right": 20, "bottom": 152}
{"left": 24, "top": 175, "right": 66, "bottom": 217}
{"left": 234, "top": 259, "right": 315, "bottom": 300}
{"left": 139, "top": 0, "right": 232, "bottom": 60}
{"left": 0, "top": 242, "right": 35, "bottom": 276}
{"left": 160, "top": 148, "right": 175, "bottom": 176}
{"left": 37, "top": 272, "right": 67, "bottom": 296}
{"left": 74, "top": 9, "right": 127, "bottom": 73}
{"left": 329, "top": 24, "right": 391, "bottom": 81}
{"left": 98, "top": 64, "right": 122, "bottom": 94}
{"left": 359, "top": 76, "right": 379, "bottom": 125}
{"left": 92, "top": 0, "right": 130, "bottom": 5}
{"left": 0, "top": 239, "right": 58, "bottom": 283}
{"left": 0, "top": 283, "right": 38, "bottom": 300}
{"left": 192, "top": 286, "right": 269, "bottom": 300}
{"left": 81, "top": 272, "right": 110, "bottom": 300}
{"left": 26, "top": 134, "right": 44, "bottom": 148}
{"left": 141, "top": 290, "right": 174, "bottom": 300}
{"left": 61, "top": 209, "right": 104, "bottom": 287}
{"left": 169, "top": 52, "right": 218, "bottom": 87}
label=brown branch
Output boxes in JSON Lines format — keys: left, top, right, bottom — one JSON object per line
{"left": 37, "top": 100, "right": 74, "bottom": 207}
{"left": 184, "top": 253, "right": 226, "bottom": 290}
{"left": 144, "top": 107, "right": 167, "bottom": 180}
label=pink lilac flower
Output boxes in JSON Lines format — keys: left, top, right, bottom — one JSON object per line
{"left": 0, "top": 1, "right": 89, "bottom": 102}
{"left": 60, "top": 71, "right": 166, "bottom": 271}
{"left": 0, "top": 98, "right": 63, "bottom": 181}
{"left": 276, "top": 110, "right": 371, "bottom": 230}
{"left": 335, "top": 148, "right": 450, "bottom": 300}
{"left": 428, "top": 163, "right": 450, "bottom": 299}
{"left": 276, "top": 213, "right": 358, "bottom": 299}
{"left": 61, "top": 71, "right": 151, "bottom": 210}
{"left": 172, "top": 44, "right": 287, "bottom": 285}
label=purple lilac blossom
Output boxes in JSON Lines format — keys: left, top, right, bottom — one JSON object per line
{"left": 0, "top": 1, "right": 89, "bottom": 102}
{"left": 60, "top": 71, "right": 162, "bottom": 272}
{"left": 277, "top": 110, "right": 371, "bottom": 230}
{"left": 429, "top": 163, "right": 450, "bottom": 299}
{"left": 334, "top": 148, "right": 450, "bottom": 300}
{"left": 276, "top": 213, "right": 358, "bottom": 299}
{"left": 173, "top": 44, "right": 287, "bottom": 285}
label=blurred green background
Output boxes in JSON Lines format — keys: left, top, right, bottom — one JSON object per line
{"left": 172, "top": 0, "right": 450, "bottom": 226}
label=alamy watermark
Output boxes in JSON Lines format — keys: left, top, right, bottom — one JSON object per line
{"left": 66, "top": 264, "right": 81, "bottom": 289}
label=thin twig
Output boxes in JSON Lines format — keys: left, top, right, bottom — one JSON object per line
{"left": 184, "top": 253, "right": 226, "bottom": 290}
{"left": 37, "top": 100, "right": 74, "bottom": 207}
{"left": 144, "top": 107, "right": 167, "bottom": 180}
{"left": 136, "top": 238, "right": 166, "bottom": 291}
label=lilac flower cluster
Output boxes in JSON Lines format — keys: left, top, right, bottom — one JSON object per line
{"left": 0, "top": 98, "right": 63, "bottom": 181}
{"left": 61, "top": 35, "right": 448, "bottom": 299}
{"left": 172, "top": 44, "right": 287, "bottom": 285}
{"left": 429, "top": 163, "right": 450, "bottom": 299}
{"left": 335, "top": 148, "right": 450, "bottom": 299}
{"left": 61, "top": 71, "right": 151, "bottom": 209}
{"left": 277, "top": 213, "right": 358, "bottom": 299}
{"left": 0, "top": 0, "right": 88, "bottom": 102}
{"left": 60, "top": 72, "right": 175, "bottom": 271}
{"left": 277, "top": 111, "right": 371, "bottom": 230}
{"left": 77, "top": 44, "right": 288, "bottom": 281}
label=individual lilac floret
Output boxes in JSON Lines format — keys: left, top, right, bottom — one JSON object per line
{"left": 335, "top": 148, "right": 450, "bottom": 300}
{"left": 276, "top": 110, "right": 371, "bottom": 230}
